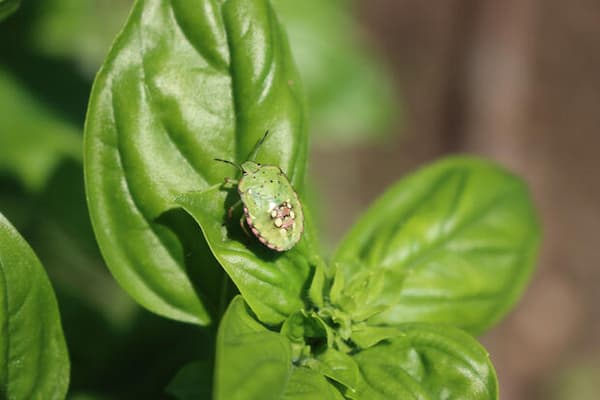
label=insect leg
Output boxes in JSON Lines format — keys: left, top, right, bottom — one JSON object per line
{"left": 227, "top": 199, "right": 242, "bottom": 219}
{"left": 239, "top": 214, "right": 251, "bottom": 237}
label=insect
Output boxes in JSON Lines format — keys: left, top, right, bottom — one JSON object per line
{"left": 215, "top": 131, "right": 304, "bottom": 252}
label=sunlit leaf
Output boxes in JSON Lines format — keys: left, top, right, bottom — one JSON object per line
{"left": 84, "top": 0, "right": 307, "bottom": 325}
{"left": 334, "top": 157, "right": 541, "bottom": 334}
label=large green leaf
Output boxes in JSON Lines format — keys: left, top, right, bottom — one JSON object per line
{"left": 350, "top": 324, "right": 498, "bottom": 399}
{"left": 333, "top": 157, "right": 541, "bottom": 334}
{"left": 84, "top": 0, "right": 307, "bottom": 325}
{"left": 0, "top": 0, "right": 19, "bottom": 21}
{"left": 0, "top": 213, "right": 70, "bottom": 399}
{"left": 0, "top": 68, "right": 81, "bottom": 192}
{"left": 215, "top": 296, "right": 292, "bottom": 400}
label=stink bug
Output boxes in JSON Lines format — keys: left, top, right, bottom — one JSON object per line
{"left": 216, "top": 131, "right": 304, "bottom": 252}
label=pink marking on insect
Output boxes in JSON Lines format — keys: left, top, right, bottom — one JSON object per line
{"left": 280, "top": 218, "right": 294, "bottom": 229}
{"left": 270, "top": 201, "right": 296, "bottom": 230}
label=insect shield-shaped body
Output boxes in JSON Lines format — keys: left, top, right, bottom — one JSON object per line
{"left": 237, "top": 161, "right": 304, "bottom": 251}
{"left": 216, "top": 132, "right": 304, "bottom": 252}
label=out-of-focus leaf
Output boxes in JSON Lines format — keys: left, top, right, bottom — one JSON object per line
{"left": 29, "top": 162, "right": 137, "bottom": 328}
{"left": 333, "top": 157, "right": 541, "bottom": 335}
{"left": 0, "top": 68, "right": 81, "bottom": 192}
{"left": 0, "top": 0, "right": 19, "bottom": 21}
{"left": 0, "top": 213, "right": 70, "bottom": 399}
{"left": 550, "top": 363, "right": 600, "bottom": 400}
{"left": 30, "top": 0, "right": 132, "bottom": 76}
{"left": 84, "top": 0, "right": 307, "bottom": 325}
{"left": 273, "top": 0, "right": 397, "bottom": 142}
{"left": 165, "top": 360, "right": 212, "bottom": 400}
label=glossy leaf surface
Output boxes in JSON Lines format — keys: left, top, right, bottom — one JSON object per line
{"left": 334, "top": 157, "right": 540, "bottom": 334}
{"left": 84, "top": 0, "right": 307, "bottom": 324}
{"left": 350, "top": 324, "right": 498, "bottom": 399}
{"left": 215, "top": 296, "right": 292, "bottom": 400}
{"left": 0, "top": 213, "right": 69, "bottom": 399}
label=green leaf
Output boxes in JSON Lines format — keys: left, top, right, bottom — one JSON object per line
{"left": 84, "top": 0, "right": 307, "bottom": 325}
{"left": 216, "top": 296, "right": 344, "bottom": 400}
{"left": 283, "top": 367, "right": 344, "bottom": 400}
{"left": 305, "top": 348, "right": 359, "bottom": 392}
{"left": 176, "top": 187, "right": 315, "bottom": 325}
{"left": 334, "top": 157, "right": 541, "bottom": 334}
{"left": 281, "top": 310, "right": 330, "bottom": 346}
{"left": 0, "top": 68, "right": 82, "bottom": 192}
{"left": 0, "top": 213, "right": 70, "bottom": 399}
{"left": 350, "top": 324, "right": 498, "bottom": 400}
{"left": 272, "top": 0, "right": 397, "bottom": 142}
{"left": 307, "top": 260, "right": 326, "bottom": 308}
{"left": 280, "top": 309, "right": 333, "bottom": 362}
{"left": 215, "top": 296, "right": 292, "bottom": 400}
{"left": 0, "top": 0, "right": 19, "bottom": 21}
{"left": 330, "top": 259, "right": 404, "bottom": 323}
{"left": 165, "top": 360, "right": 212, "bottom": 400}
{"left": 350, "top": 323, "right": 403, "bottom": 349}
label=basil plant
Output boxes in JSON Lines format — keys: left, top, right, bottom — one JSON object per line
{"left": 0, "top": 0, "right": 540, "bottom": 399}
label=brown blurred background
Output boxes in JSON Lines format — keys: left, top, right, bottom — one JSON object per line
{"left": 311, "top": 1, "right": 600, "bottom": 398}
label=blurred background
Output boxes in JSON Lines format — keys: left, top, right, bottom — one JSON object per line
{"left": 1, "top": 0, "right": 598, "bottom": 399}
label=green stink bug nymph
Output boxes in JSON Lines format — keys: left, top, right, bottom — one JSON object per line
{"left": 216, "top": 132, "right": 304, "bottom": 252}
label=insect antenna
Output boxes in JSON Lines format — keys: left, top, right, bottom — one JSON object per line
{"left": 247, "top": 130, "right": 270, "bottom": 162}
{"left": 214, "top": 158, "right": 242, "bottom": 171}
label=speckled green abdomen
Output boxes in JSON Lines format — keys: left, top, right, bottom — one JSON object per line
{"left": 238, "top": 161, "right": 304, "bottom": 251}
